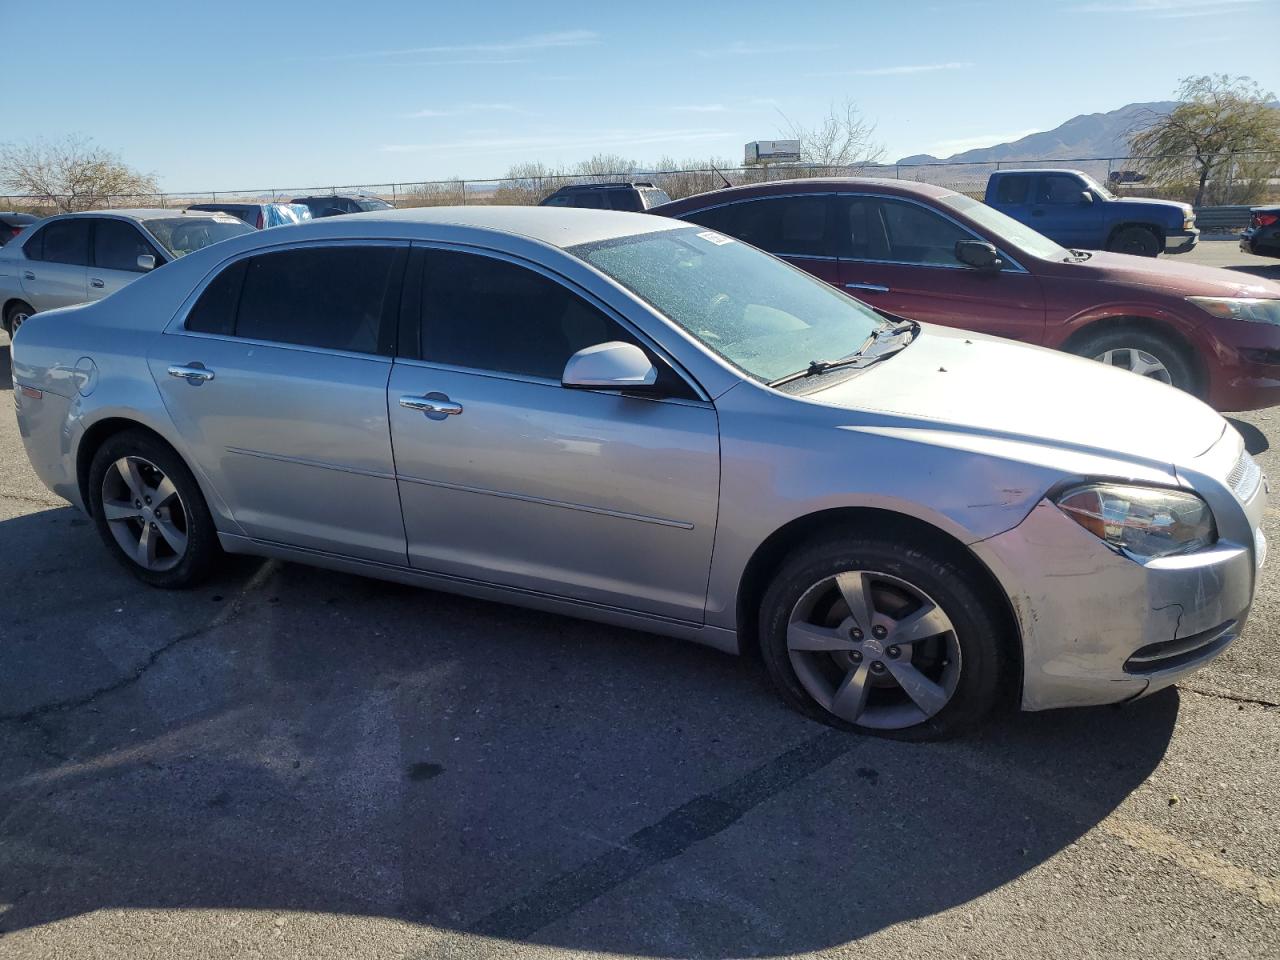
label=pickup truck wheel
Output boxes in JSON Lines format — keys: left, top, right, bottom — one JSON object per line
{"left": 1071, "top": 327, "right": 1197, "bottom": 394}
{"left": 1107, "top": 226, "right": 1161, "bottom": 257}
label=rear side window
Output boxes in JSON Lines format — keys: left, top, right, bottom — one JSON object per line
{"left": 94, "top": 219, "right": 159, "bottom": 272}
{"left": 37, "top": 219, "right": 91, "bottom": 265}
{"left": 995, "top": 176, "right": 1030, "bottom": 204}
{"left": 734, "top": 196, "right": 829, "bottom": 258}
{"left": 185, "top": 246, "right": 402, "bottom": 353}
{"left": 605, "top": 191, "right": 642, "bottom": 212}
{"left": 572, "top": 191, "right": 605, "bottom": 209}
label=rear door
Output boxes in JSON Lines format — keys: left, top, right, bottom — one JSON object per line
{"left": 19, "top": 219, "right": 89, "bottom": 309}
{"left": 89, "top": 218, "right": 164, "bottom": 300}
{"left": 682, "top": 194, "right": 841, "bottom": 286}
{"left": 836, "top": 195, "right": 1046, "bottom": 344}
{"left": 149, "top": 241, "right": 409, "bottom": 563}
{"left": 387, "top": 245, "right": 720, "bottom": 622}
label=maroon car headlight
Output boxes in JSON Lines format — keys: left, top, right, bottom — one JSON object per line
{"left": 1053, "top": 484, "right": 1217, "bottom": 562}
{"left": 1187, "top": 296, "right": 1280, "bottom": 326}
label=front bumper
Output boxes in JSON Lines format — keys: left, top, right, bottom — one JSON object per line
{"left": 1164, "top": 227, "right": 1199, "bottom": 254}
{"left": 971, "top": 469, "right": 1265, "bottom": 711}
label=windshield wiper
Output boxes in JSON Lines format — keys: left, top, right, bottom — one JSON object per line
{"left": 767, "top": 319, "right": 919, "bottom": 387}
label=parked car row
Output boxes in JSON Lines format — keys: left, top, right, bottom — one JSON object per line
{"left": 10, "top": 206, "right": 1268, "bottom": 739}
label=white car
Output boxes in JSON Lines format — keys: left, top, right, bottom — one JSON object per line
{"left": 0, "top": 209, "right": 252, "bottom": 335}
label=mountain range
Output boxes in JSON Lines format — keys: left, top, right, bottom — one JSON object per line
{"left": 897, "top": 101, "right": 1179, "bottom": 165}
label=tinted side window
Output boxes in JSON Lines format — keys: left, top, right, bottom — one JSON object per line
{"left": 233, "top": 246, "right": 401, "bottom": 353}
{"left": 418, "top": 250, "right": 692, "bottom": 399}
{"left": 877, "top": 199, "right": 974, "bottom": 266}
{"left": 734, "top": 196, "right": 829, "bottom": 257}
{"left": 995, "top": 176, "right": 1030, "bottom": 204}
{"left": 1039, "top": 175, "right": 1086, "bottom": 204}
{"left": 186, "top": 260, "right": 246, "bottom": 336}
{"left": 842, "top": 197, "right": 882, "bottom": 259}
{"left": 680, "top": 204, "right": 738, "bottom": 233}
{"left": 572, "top": 191, "right": 605, "bottom": 209}
{"left": 94, "top": 219, "right": 157, "bottom": 272}
{"left": 40, "top": 219, "right": 91, "bottom": 265}
{"left": 605, "top": 191, "right": 642, "bottom": 212}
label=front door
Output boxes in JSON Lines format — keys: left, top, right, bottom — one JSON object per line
{"left": 149, "top": 242, "right": 409, "bottom": 564}
{"left": 20, "top": 218, "right": 89, "bottom": 309}
{"left": 1030, "top": 173, "right": 1104, "bottom": 249}
{"left": 388, "top": 246, "right": 721, "bottom": 623}
{"left": 836, "top": 195, "right": 1047, "bottom": 344}
{"left": 88, "top": 217, "right": 165, "bottom": 300}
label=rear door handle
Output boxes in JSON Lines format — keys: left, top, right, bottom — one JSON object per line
{"left": 400, "top": 392, "right": 463, "bottom": 419}
{"left": 22, "top": 270, "right": 34, "bottom": 281}
{"left": 167, "top": 363, "right": 215, "bottom": 384}
{"left": 90, "top": 277, "right": 105, "bottom": 289}
{"left": 845, "top": 282, "right": 889, "bottom": 294}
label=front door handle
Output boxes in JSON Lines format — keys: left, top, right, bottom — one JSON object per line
{"left": 400, "top": 392, "right": 463, "bottom": 419}
{"left": 167, "top": 363, "right": 215, "bottom": 384}
{"left": 90, "top": 277, "right": 105, "bottom": 289}
{"left": 845, "top": 282, "right": 889, "bottom": 294}
{"left": 22, "top": 270, "right": 34, "bottom": 281}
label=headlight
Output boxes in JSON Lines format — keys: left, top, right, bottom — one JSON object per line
{"left": 1187, "top": 296, "right": 1280, "bottom": 326}
{"left": 1053, "top": 484, "right": 1217, "bottom": 561}
{"left": 1183, "top": 214, "right": 1196, "bottom": 231}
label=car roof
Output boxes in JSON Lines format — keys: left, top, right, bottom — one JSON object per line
{"left": 653, "top": 177, "right": 958, "bottom": 212}
{"left": 991, "top": 168, "right": 1090, "bottom": 176}
{"left": 48, "top": 208, "right": 236, "bottom": 221}
{"left": 292, "top": 205, "right": 682, "bottom": 249}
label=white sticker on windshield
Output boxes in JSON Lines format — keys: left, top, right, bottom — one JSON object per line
{"left": 697, "top": 230, "right": 734, "bottom": 246}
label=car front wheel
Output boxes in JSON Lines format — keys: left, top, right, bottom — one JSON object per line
{"left": 1107, "top": 226, "right": 1162, "bottom": 257}
{"left": 1071, "top": 326, "right": 1198, "bottom": 395}
{"left": 87, "top": 429, "right": 221, "bottom": 587}
{"left": 759, "top": 533, "right": 1009, "bottom": 740}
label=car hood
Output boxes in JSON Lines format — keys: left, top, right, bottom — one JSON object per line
{"left": 1116, "top": 196, "right": 1192, "bottom": 215}
{"left": 804, "top": 324, "right": 1226, "bottom": 468}
{"left": 1059, "top": 248, "right": 1280, "bottom": 298}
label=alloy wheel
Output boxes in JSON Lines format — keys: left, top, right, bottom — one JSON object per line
{"left": 99, "top": 455, "right": 190, "bottom": 572}
{"left": 1093, "top": 348, "right": 1172, "bottom": 384}
{"left": 9, "top": 309, "right": 29, "bottom": 334}
{"left": 786, "top": 570, "right": 961, "bottom": 730}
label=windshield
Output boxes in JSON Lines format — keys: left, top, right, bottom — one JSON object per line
{"left": 1079, "top": 173, "right": 1116, "bottom": 201}
{"left": 939, "top": 194, "right": 1070, "bottom": 261}
{"left": 572, "top": 226, "right": 884, "bottom": 383}
{"left": 142, "top": 217, "right": 253, "bottom": 257}
{"left": 356, "top": 198, "right": 393, "bottom": 211}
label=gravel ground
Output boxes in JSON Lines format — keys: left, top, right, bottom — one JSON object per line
{"left": 0, "top": 239, "right": 1277, "bottom": 959}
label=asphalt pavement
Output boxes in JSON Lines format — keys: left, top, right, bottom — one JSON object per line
{"left": 0, "top": 239, "right": 1277, "bottom": 959}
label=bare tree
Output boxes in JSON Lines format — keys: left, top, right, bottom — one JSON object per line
{"left": 0, "top": 135, "right": 159, "bottom": 212}
{"left": 1130, "top": 75, "right": 1280, "bottom": 206}
{"left": 399, "top": 178, "right": 467, "bottom": 207}
{"left": 778, "top": 99, "right": 885, "bottom": 169}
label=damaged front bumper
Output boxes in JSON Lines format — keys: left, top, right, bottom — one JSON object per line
{"left": 970, "top": 464, "right": 1265, "bottom": 711}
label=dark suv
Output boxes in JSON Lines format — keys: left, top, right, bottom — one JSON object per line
{"left": 291, "top": 195, "right": 395, "bottom": 218}
{"left": 540, "top": 181, "right": 671, "bottom": 213}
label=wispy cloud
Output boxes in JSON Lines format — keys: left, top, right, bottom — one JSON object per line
{"left": 810, "top": 61, "right": 973, "bottom": 78}
{"left": 1069, "top": 0, "right": 1258, "bottom": 16}
{"left": 696, "top": 40, "right": 836, "bottom": 58}
{"left": 381, "top": 127, "right": 730, "bottom": 156}
{"left": 927, "top": 128, "right": 1042, "bottom": 155}
{"left": 672, "top": 103, "right": 730, "bottom": 113}
{"left": 403, "top": 103, "right": 530, "bottom": 119}
{"left": 332, "top": 30, "right": 600, "bottom": 61}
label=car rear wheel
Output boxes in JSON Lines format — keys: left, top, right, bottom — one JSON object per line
{"left": 1071, "top": 326, "right": 1198, "bottom": 395}
{"left": 5, "top": 300, "right": 33, "bottom": 336}
{"left": 1107, "top": 226, "right": 1161, "bottom": 257}
{"left": 87, "top": 429, "right": 221, "bottom": 588}
{"left": 758, "top": 533, "right": 1008, "bottom": 740}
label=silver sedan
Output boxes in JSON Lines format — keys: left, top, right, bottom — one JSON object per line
{"left": 10, "top": 207, "right": 1268, "bottom": 738}
{"left": 0, "top": 208, "right": 252, "bottom": 335}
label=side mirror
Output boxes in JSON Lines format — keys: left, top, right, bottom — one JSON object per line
{"left": 562, "top": 341, "right": 657, "bottom": 390}
{"left": 136, "top": 254, "right": 156, "bottom": 272}
{"left": 955, "top": 240, "right": 1004, "bottom": 271}
{"left": 1080, "top": 191, "right": 1094, "bottom": 204}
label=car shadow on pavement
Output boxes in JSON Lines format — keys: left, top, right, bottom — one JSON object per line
{"left": 0, "top": 510, "right": 1180, "bottom": 957}
{"left": 1225, "top": 262, "right": 1280, "bottom": 281}
{"left": 0, "top": 343, "right": 11, "bottom": 390}
{"left": 1227, "top": 417, "right": 1270, "bottom": 455}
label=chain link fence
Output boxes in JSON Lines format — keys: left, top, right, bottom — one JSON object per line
{"left": 4, "top": 153, "right": 1278, "bottom": 215}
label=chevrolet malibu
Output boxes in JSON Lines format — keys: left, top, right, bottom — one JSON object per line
{"left": 11, "top": 208, "right": 1268, "bottom": 738}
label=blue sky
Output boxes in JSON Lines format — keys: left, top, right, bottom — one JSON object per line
{"left": 3, "top": 0, "right": 1277, "bottom": 192}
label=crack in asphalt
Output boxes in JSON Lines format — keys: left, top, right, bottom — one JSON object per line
{"left": 0, "top": 561, "right": 278, "bottom": 727}
{"left": 1179, "top": 684, "right": 1280, "bottom": 709}
{"left": 0, "top": 492, "right": 66, "bottom": 508}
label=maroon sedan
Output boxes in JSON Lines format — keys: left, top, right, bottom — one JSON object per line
{"left": 654, "top": 179, "right": 1280, "bottom": 411}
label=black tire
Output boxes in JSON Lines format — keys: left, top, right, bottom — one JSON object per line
{"left": 758, "top": 532, "right": 1010, "bottom": 740}
{"left": 87, "top": 428, "right": 221, "bottom": 588}
{"left": 1107, "top": 225, "right": 1162, "bottom": 257}
{"left": 5, "top": 300, "right": 34, "bottom": 337}
{"left": 1069, "top": 325, "right": 1199, "bottom": 396}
